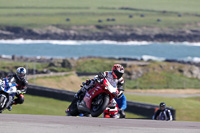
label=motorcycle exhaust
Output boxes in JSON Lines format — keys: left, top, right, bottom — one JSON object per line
{"left": 77, "top": 100, "right": 90, "bottom": 113}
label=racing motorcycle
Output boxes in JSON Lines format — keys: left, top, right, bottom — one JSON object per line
{"left": 68, "top": 75, "right": 119, "bottom": 117}
{"left": 0, "top": 78, "right": 17, "bottom": 113}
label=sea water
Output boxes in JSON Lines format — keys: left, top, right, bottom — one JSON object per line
{"left": 0, "top": 39, "right": 200, "bottom": 62}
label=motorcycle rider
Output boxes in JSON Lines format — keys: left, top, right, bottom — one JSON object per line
{"left": 75, "top": 64, "right": 125, "bottom": 100}
{"left": 152, "top": 102, "right": 173, "bottom": 121}
{"left": 114, "top": 93, "right": 127, "bottom": 118}
{"left": 7, "top": 67, "right": 28, "bottom": 111}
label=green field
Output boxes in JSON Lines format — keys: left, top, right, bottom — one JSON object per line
{"left": 0, "top": 60, "right": 73, "bottom": 73}
{"left": 3, "top": 94, "right": 200, "bottom": 121}
{"left": 1, "top": 59, "right": 200, "bottom": 89}
{"left": 3, "top": 94, "right": 146, "bottom": 119}
{"left": 0, "top": 60, "right": 48, "bottom": 72}
{"left": 76, "top": 58, "right": 115, "bottom": 73}
{"left": 126, "top": 94, "right": 200, "bottom": 122}
{"left": 3, "top": 95, "right": 70, "bottom": 116}
{"left": 125, "top": 72, "right": 200, "bottom": 89}
{"left": 0, "top": 0, "right": 199, "bottom": 29}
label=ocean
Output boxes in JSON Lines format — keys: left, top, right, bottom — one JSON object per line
{"left": 0, "top": 39, "right": 200, "bottom": 62}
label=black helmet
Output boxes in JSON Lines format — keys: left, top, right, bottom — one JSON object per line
{"left": 159, "top": 102, "right": 166, "bottom": 110}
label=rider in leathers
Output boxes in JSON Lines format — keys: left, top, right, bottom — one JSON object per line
{"left": 152, "top": 102, "right": 173, "bottom": 121}
{"left": 7, "top": 67, "right": 28, "bottom": 111}
{"left": 75, "top": 64, "right": 125, "bottom": 100}
{"left": 114, "top": 93, "right": 127, "bottom": 118}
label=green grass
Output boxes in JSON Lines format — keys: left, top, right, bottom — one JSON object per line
{"left": 125, "top": 72, "right": 200, "bottom": 89}
{"left": 125, "top": 94, "right": 200, "bottom": 122}
{"left": 4, "top": 95, "right": 70, "bottom": 116}
{"left": 0, "top": 0, "right": 199, "bottom": 13}
{"left": 3, "top": 94, "right": 200, "bottom": 121}
{"left": 28, "top": 73, "right": 71, "bottom": 83}
{"left": 2, "top": 59, "right": 200, "bottom": 90}
{"left": 76, "top": 58, "right": 115, "bottom": 73}
{"left": 3, "top": 94, "right": 147, "bottom": 119}
{"left": 0, "top": 60, "right": 49, "bottom": 72}
{"left": 0, "top": 60, "right": 71, "bottom": 74}
{"left": 0, "top": 0, "right": 199, "bottom": 29}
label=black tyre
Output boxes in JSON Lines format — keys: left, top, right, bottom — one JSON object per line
{"left": 0, "top": 95, "right": 6, "bottom": 110}
{"left": 91, "top": 94, "right": 110, "bottom": 117}
{"left": 68, "top": 98, "right": 80, "bottom": 116}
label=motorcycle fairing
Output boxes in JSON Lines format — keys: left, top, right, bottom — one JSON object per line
{"left": 1, "top": 78, "right": 17, "bottom": 94}
{"left": 83, "top": 83, "right": 111, "bottom": 110}
{"left": 0, "top": 78, "right": 17, "bottom": 112}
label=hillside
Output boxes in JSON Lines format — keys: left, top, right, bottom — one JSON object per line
{"left": 0, "top": 0, "right": 200, "bottom": 42}
{"left": 1, "top": 56, "right": 200, "bottom": 89}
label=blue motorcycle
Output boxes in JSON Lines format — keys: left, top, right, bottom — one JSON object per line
{"left": 0, "top": 78, "right": 17, "bottom": 113}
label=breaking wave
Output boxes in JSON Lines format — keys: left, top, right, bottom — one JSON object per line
{"left": 0, "top": 39, "right": 150, "bottom": 45}
{"left": 183, "top": 57, "right": 200, "bottom": 63}
{"left": 141, "top": 55, "right": 165, "bottom": 61}
{"left": 0, "top": 39, "right": 200, "bottom": 46}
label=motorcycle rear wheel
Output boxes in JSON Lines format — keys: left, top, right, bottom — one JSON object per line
{"left": 91, "top": 94, "right": 110, "bottom": 117}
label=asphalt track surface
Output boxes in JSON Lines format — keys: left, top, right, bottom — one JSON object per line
{"left": 1, "top": 114, "right": 200, "bottom": 133}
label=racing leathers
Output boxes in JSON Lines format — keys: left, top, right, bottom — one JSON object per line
{"left": 152, "top": 108, "right": 173, "bottom": 121}
{"left": 114, "top": 93, "right": 127, "bottom": 118}
{"left": 8, "top": 73, "right": 28, "bottom": 105}
{"left": 76, "top": 71, "right": 124, "bottom": 100}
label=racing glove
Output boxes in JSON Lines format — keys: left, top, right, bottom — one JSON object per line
{"left": 98, "top": 72, "right": 104, "bottom": 79}
{"left": 117, "top": 86, "right": 124, "bottom": 99}
{"left": 16, "top": 90, "right": 22, "bottom": 95}
{"left": 85, "top": 80, "right": 91, "bottom": 85}
{"left": 117, "top": 91, "right": 123, "bottom": 99}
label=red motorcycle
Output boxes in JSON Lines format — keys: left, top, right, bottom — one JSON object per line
{"left": 68, "top": 76, "right": 119, "bottom": 117}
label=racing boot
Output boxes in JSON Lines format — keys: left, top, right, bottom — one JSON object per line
{"left": 118, "top": 108, "right": 126, "bottom": 118}
{"left": 7, "top": 105, "right": 12, "bottom": 111}
{"left": 7, "top": 100, "right": 15, "bottom": 111}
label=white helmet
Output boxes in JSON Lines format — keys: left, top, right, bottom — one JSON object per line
{"left": 16, "top": 67, "right": 26, "bottom": 80}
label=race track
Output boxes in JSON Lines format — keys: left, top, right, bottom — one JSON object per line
{"left": 0, "top": 114, "right": 200, "bottom": 133}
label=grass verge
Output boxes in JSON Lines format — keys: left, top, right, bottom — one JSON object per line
{"left": 4, "top": 94, "right": 200, "bottom": 121}
{"left": 76, "top": 58, "right": 115, "bottom": 73}
{"left": 125, "top": 94, "right": 200, "bottom": 122}
{"left": 3, "top": 94, "right": 147, "bottom": 119}
{"left": 125, "top": 72, "right": 200, "bottom": 89}
{"left": 4, "top": 95, "right": 70, "bottom": 116}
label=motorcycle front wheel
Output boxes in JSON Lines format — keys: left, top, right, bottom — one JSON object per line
{"left": 90, "top": 94, "right": 110, "bottom": 117}
{"left": 0, "top": 95, "right": 6, "bottom": 111}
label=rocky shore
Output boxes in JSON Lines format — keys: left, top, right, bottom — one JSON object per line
{"left": 1, "top": 55, "right": 200, "bottom": 81}
{"left": 0, "top": 26, "right": 200, "bottom": 42}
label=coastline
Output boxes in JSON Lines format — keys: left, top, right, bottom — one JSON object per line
{"left": 0, "top": 38, "right": 200, "bottom": 64}
{"left": 0, "top": 26, "right": 200, "bottom": 42}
